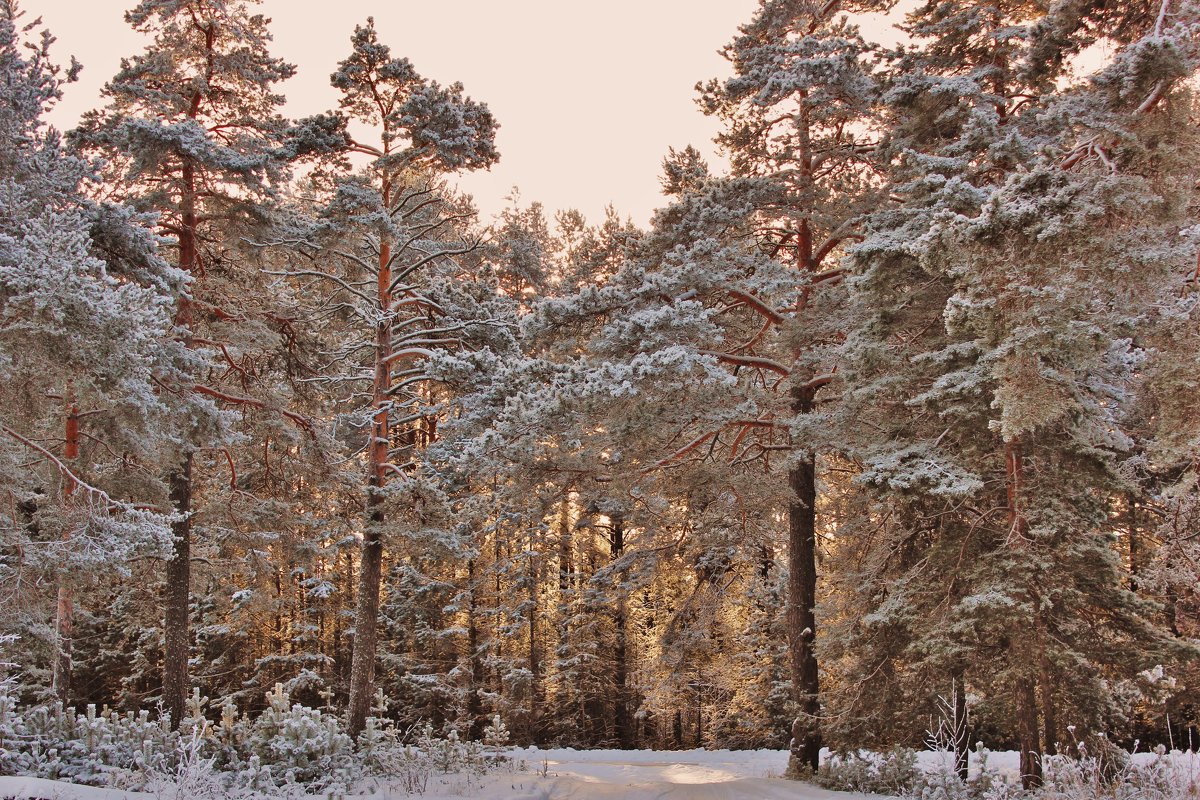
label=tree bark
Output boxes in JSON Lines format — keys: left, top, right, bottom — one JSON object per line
{"left": 162, "top": 154, "right": 199, "bottom": 730}
{"left": 347, "top": 490, "right": 384, "bottom": 738}
{"left": 528, "top": 524, "right": 543, "bottom": 743}
{"left": 954, "top": 681, "right": 970, "bottom": 781}
{"left": 1127, "top": 492, "right": 1139, "bottom": 592}
{"left": 1006, "top": 439, "right": 1043, "bottom": 787}
{"left": 1016, "top": 676, "right": 1043, "bottom": 789}
{"left": 787, "top": 385, "right": 821, "bottom": 776}
{"left": 163, "top": 453, "right": 192, "bottom": 728}
{"left": 611, "top": 514, "right": 633, "bottom": 748}
{"left": 467, "top": 558, "right": 484, "bottom": 740}
{"left": 557, "top": 492, "right": 573, "bottom": 653}
{"left": 1040, "top": 647, "right": 1057, "bottom": 757}
{"left": 52, "top": 403, "right": 79, "bottom": 707}
{"left": 347, "top": 198, "right": 393, "bottom": 740}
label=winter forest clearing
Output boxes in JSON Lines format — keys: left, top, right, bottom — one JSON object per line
{"left": 2, "top": 0, "right": 1200, "bottom": 797}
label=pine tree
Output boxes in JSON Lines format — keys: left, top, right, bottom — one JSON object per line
{"left": 833, "top": 0, "right": 1200, "bottom": 787}
{"left": 270, "top": 17, "right": 499, "bottom": 738}
{"left": 0, "top": 0, "right": 182, "bottom": 705}
{"left": 690, "top": 0, "right": 883, "bottom": 772}
{"left": 71, "top": 0, "right": 297, "bottom": 728}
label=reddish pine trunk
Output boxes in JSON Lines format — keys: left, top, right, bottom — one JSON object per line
{"left": 611, "top": 515, "right": 633, "bottom": 748}
{"left": 164, "top": 453, "right": 193, "bottom": 728}
{"left": 347, "top": 216, "right": 392, "bottom": 739}
{"left": 528, "top": 527, "right": 543, "bottom": 743}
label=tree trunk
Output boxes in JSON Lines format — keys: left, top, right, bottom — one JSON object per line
{"left": 528, "top": 524, "right": 543, "bottom": 743}
{"left": 347, "top": 492, "right": 384, "bottom": 738}
{"left": 52, "top": 403, "right": 79, "bottom": 707}
{"left": 954, "top": 681, "right": 969, "bottom": 781}
{"left": 611, "top": 514, "right": 633, "bottom": 748}
{"left": 347, "top": 217, "right": 393, "bottom": 740}
{"left": 467, "top": 558, "right": 485, "bottom": 740}
{"left": 1127, "top": 492, "right": 1139, "bottom": 592}
{"left": 163, "top": 452, "right": 192, "bottom": 728}
{"left": 786, "top": 385, "right": 821, "bottom": 776}
{"left": 1016, "top": 676, "right": 1043, "bottom": 789}
{"left": 1040, "top": 645, "right": 1057, "bottom": 756}
{"left": 162, "top": 159, "right": 199, "bottom": 731}
{"left": 1006, "top": 438, "right": 1041, "bottom": 789}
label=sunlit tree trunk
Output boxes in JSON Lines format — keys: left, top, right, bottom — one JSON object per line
{"left": 528, "top": 524, "right": 543, "bottom": 743}
{"left": 610, "top": 514, "right": 633, "bottom": 748}
{"left": 347, "top": 189, "right": 393, "bottom": 739}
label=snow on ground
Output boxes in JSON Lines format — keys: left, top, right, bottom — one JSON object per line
{"left": 911, "top": 744, "right": 1200, "bottom": 784}
{"left": 0, "top": 776, "right": 148, "bottom": 800}
{"left": 2, "top": 748, "right": 1196, "bottom": 799}
{"left": 0, "top": 749, "right": 874, "bottom": 800}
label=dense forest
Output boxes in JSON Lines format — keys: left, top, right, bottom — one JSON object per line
{"left": 1, "top": 0, "right": 1198, "bottom": 793}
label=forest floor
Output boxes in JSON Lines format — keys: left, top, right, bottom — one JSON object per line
{"left": 2, "top": 747, "right": 1197, "bottom": 799}
{"left": 0, "top": 748, "right": 878, "bottom": 799}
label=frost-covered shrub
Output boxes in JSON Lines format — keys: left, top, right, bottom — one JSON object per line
{"left": 888, "top": 741, "right": 1200, "bottom": 800}
{"left": 818, "top": 747, "right": 921, "bottom": 795}
{"left": 0, "top": 681, "right": 508, "bottom": 793}
{"left": 140, "top": 727, "right": 227, "bottom": 800}
{"left": 904, "top": 745, "right": 1015, "bottom": 800}
{"left": 1036, "top": 744, "right": 1198, "bottom": 800}
{"left": 0, "top": 690, "right": 178, "bottom": 785}
{"left": 234, "top": 683, "right": 353, "bottom": 788}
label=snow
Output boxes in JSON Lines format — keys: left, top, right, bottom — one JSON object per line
{"left": 0, "top": 776, "right": 144, "bottom": 800}
{"left": 3, "top": 748, "right": 1196, "bottom": 799}
{"left": 0, "top": 748, "right": 874, "bottom": 800}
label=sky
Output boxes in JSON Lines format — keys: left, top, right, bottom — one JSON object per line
{"left": 29, "top": 0, "right": 904, "bottom": 227}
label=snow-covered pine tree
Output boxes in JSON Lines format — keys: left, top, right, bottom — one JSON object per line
{"left": 0, "top": 0, "right": 182, "bottom": 705}
{"left": 688, "top": 0, "right": 883, "bottom": 773}
{"left": 269, "top": 16, "right": 499, "bottom": 738}
{"left": 833, "top": 0, "right": 1200, "bottom": 787}
{"left": 70, "top": 0, "right": 299, "bottom": 728}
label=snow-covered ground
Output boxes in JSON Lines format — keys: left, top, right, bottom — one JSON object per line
{"left": 911, "top": 745, "right": 1200, "bottom": 784}
{"left": 0, "top": 748, "right": 871, "bottom": 800}
{"left": 1, "top": 747, "right": 1196, "bottom": 799}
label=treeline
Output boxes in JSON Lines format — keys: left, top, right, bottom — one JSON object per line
{"left": 1, "top": 0, "right": 1198, "bottom": 791}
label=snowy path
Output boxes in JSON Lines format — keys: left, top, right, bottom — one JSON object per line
{"left": 423, "top": 748, "right": 878, "bottom": 800}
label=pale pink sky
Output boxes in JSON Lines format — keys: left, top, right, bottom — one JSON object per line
{"left": 31, "top": 0, "right": 905, "bottom": 227}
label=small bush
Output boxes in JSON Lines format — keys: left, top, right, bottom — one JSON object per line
{"left": 0, "top": 681, "right": 506, "bottom": 795}
{"left": 818, "top": 747, "right": 922, "bottom": 795}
